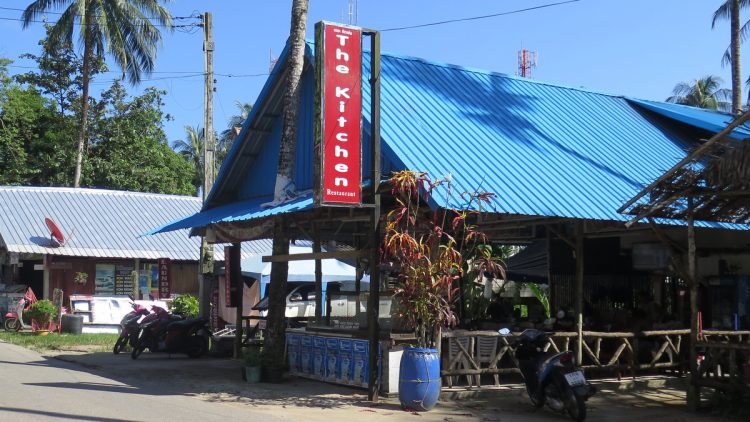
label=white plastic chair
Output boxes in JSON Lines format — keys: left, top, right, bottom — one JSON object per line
{"left": 446, "top": 336, "right": 474, "bottom": 387}
{"left": 475, "top": 336, "right": 500, "bottom": 386}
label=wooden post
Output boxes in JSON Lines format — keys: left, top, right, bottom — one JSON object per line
{"left": 231, "top": 243, "right": 243, "bottom": 359}
{"left": 366, "top": 28, "right": 381, "bottom": 403}
{"left": 199, "top": 11, "right": 215, "bottom": 319}
{"left": 575, "top": 221, "right": 584, "bottom": 366}
{"left": 686, "top": 197, "right": 700, "bottom": 410}
{"left": 313, "top": 222, "right": 322, "bottom": 324}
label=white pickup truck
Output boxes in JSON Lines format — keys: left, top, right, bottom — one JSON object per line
{"left": 284, "top": 282, "right": 393, "bottom": 319}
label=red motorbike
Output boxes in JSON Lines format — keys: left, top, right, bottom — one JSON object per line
{"left": 113, "top": 302, "right": 151, "bottom": 354}
{"left": 130, "top": 306, "right": 210, "bottom": 359}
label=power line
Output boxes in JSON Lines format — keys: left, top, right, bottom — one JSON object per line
{"left": 0, "top": 15, "right": 198, "bottom": 28}
{"left": 381, "top": 0, "right": 581, "bottom": 32}
{"left": 0, "top": 6, "right": 200, "bottom": 21}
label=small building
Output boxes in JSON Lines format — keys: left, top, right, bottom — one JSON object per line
{"left": 0, "top": 186, "right": 208, "bottom": 306}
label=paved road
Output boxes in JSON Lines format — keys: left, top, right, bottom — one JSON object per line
{"left": 0, "top": 342, "right": 282, "bottom": 422}
{"left": 0, "top": 341, "right": 727, "bottom": 422}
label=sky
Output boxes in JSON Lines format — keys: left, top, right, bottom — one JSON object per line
{"left": 0, "top": 0, "right": 740, "bottom": 145}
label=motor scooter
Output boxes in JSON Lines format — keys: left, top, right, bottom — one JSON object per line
{"left": 4, "top": 288, "right": 37, "bottom": 331}
{"left": 113, "top": 302, "right": 151, "bottom": 354}
{"left": 508, "top": 329, "right": 596, "bottom": 422}
{"left": 130, "top": 307, "right": 209, "bottom": 359}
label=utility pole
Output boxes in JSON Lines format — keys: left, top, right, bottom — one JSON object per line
{"left": 199, "top": 11, "right": 215, "bottom": 319}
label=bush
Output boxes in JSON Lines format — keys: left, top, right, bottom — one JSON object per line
{"left": 243, "top": 346, "right": 261, "bottom": 367}
{"left": 170, "top": 295, "right": 199, "bottom": 318}
{"left": 27, "top": 300, "right": 57, "bottom": 326}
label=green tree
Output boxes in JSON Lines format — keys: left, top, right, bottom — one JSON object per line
{"left": 172, "top": 125, "right": 204, "bottom": 192}
{"left": 22, "top": 0, "right": 173, "bottom": 188}
{"left": 0, "top": 58, "right": 75, "bottom": 185}
{"left": 712, "top": 0, "right": 747, "bottom": 114}
{"left": 87, "top": 80, "right": 194, "bottom": 195}
{"left": 666, "top": 76, "right": 731, "bottom": 112}
{"left": 16, "top": 25, "right": 103, "bottom": 116}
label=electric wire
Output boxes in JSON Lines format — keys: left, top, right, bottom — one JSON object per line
{"left": 380, "top": 0, "right": 581, "bottom": 32}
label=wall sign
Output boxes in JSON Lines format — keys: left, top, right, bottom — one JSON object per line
{"left": 157, "top": 258, "right": 171, "bottom": 299}
{"left": 315, "top": 21, "right": 363, "bottom": 206}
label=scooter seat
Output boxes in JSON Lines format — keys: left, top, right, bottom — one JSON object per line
{"left": 168, "top": 317, "right": 207, "bottom": 328}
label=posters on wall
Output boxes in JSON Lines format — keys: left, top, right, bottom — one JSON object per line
{"left": 114, "top": 264, "right": 134, "bottom": 296}
{"left": 94, "top": 264, "right": 115, "bottom": 294}
{"left": 138, "top": 263, "right": 159, "bottom": 299}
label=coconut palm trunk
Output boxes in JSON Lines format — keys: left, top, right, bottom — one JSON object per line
{"left": 732, "top": 0, "right": 742, "bottom": 115}
{"left": 271, "top": 0, "right": 309, "bottom": 203}
{"left": 265, "top": 0, "right": 309, "bottom": 359}
{"left": 74, "top": 14, "right": 94, "bottom": 188}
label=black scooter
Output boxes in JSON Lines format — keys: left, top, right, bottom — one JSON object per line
{"left": 131, "top": 313, "right": 211, "bottom": 360}
{"left": 510, "top": 329, "right": 596, "bottom": 421}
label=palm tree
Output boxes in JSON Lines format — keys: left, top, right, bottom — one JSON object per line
{"left": 712, "top": 0, "right": 748, "bottom": 115}
{"left": 266, "top": 0, "right": 309, "bottom": 370}
{"left": 172, "top": 125, "right": 203, "bottom": 192}
{"left": 667, "top": 76, "right": 732, "bottom": 112}
{"left": 271, "top": 0, "right": 308, "bottom": 204}
{"left": 22, "top": 0, "right": 173, "bottom": 188}
{"left": 217, "top": 101, "right": 252, "bottom": 162}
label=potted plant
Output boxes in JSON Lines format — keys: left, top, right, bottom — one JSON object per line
{"left": 242, "top": 346, "right": 262, "bottom": 383}
{"left": 26, "top": 299, "right": 58, "bottom": 335}
{"left": 384, "top": 171, "right": 505, "bottom": 411}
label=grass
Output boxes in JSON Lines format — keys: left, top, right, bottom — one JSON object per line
{"left": 0, "top": 331, "right": 119, "bottom": 353}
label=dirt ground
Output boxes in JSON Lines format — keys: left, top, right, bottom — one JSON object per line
{"left": 36, "top": 346, "right": 730, "bottom": 422}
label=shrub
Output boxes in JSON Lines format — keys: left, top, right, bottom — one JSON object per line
{"left": 243, "top": 346, "right": 261, "bottom": 367}
{"left": 170, "top": 295, "right": 199, "bottom": 318}
{"left": 27, "top": 299, "right": 57, "bottom": 326}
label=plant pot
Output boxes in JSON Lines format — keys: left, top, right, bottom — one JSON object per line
{"left": 399, "top": 347, "right": 441, "bottom": 411}
{"left": 34, "top": 329, "right": 50, "bottom": 336}
{"left": 261, "top": 367, "right": 284, "bottom": 383}
{"left": 245, "top": 366, "right": 261, "bottom": 383}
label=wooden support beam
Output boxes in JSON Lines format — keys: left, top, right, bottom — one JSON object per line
{"left": 261, "top": 249, "right": 367, "bottom": 262}
{"left": 545, "top": 223, "right": 576, "bottom": 249}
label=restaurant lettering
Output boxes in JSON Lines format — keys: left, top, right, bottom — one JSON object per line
{"left": 318, "top": 22, "right": 362, "bottom": 206}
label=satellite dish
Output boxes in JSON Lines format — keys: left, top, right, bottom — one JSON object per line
{"left": 45, "top": 217, "right": 65, "bottom": 246}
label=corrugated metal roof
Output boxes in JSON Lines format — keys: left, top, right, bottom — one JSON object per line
{"left": 0, "top": 187, "right": 270, "bottom": 260}
{"left": 627, "top": 98, "right": 750, "bottom": 140}
{"left": 163, "top": 45, "right": 743, "bottom": 232}
{"left": 363, "top": 53, "right": 693, "bottom": 222}
{"left": 149, "top": 194, "right": 314, "bottom": 235}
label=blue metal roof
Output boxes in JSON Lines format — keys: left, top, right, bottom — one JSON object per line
{"left": 159, "top": 44, "right": 748, "bottom": 233}
{"left": 149, "top": 194, "right": 314, "bottom": 235}
{"left": 627, "top": 98, "right": 750, "bottom": 140}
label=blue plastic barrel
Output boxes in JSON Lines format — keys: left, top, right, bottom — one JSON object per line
{"left": 399, "top": 347, "right": 441, "bottom": 411}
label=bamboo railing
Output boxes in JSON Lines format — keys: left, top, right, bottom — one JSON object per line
{"left": 441, "top": 329, "right": 750, "bottom": 387}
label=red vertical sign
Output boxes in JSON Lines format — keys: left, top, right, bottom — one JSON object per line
{"left": 157, "top": 258, "right": 171, "bottom": 299}
{"left": 320, "top": 22, "right": 362, "bottom": 205}
{"left": 224, "top": 246, "right": 235, "bottom": 307}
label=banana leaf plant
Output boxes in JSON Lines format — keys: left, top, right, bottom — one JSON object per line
{"left": 383, "top": 171, "right": 506, "bottom": 348}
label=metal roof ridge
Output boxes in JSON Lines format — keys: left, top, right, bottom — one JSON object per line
{"left": 0, "top": 185, "right": 202, "bottom": 202}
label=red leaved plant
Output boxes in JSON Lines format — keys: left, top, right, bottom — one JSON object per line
{"left": 383, "top": 171, "right": 506, "bottom": 348}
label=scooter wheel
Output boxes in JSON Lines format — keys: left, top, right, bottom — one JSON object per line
{"left": 113, "top": 336, "right": 128, "bottom": 354}
{"left": 4, "top": 318, "right": 21, "bottom": 332}
{"left": 186, "top": 336, "right": 208, "bottom": 359}
{"left": 554, "top": 373, "right": 586, "bottom": 422}
{"left": 131, "top": 343, "right": 146, "bottom": 360}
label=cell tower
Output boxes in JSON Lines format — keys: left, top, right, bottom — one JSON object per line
{"left": 348, "top": 0, "right": 358, "bottom": 25}
{"left": 517, "top": 49, "right": 538, "bottom": 78}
